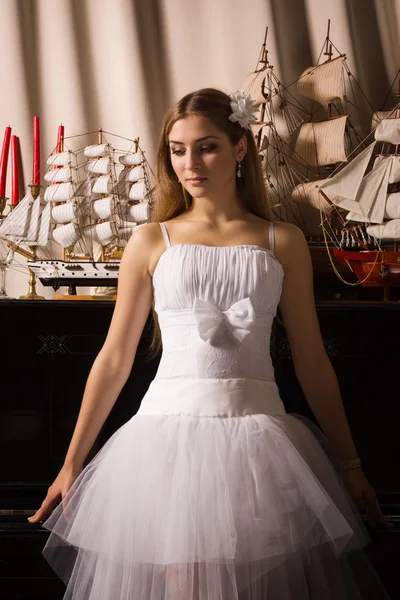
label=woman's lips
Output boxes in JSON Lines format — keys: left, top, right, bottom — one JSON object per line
{"left": 187, "top": 178, "right": 207, "bottom": 184}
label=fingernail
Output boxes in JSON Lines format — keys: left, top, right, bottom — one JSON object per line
{"left": 27, "top": 517, "right": 33, "bottom": 521}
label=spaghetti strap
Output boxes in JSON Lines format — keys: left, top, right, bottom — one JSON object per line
{"left": 268, "top": 222, "right": 275, "bottom": 254}
{"left": 159, "top": 222, "right": 171, "bottom": 249}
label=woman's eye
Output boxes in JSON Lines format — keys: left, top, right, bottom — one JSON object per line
{"left": 200, "top": 145, "right": 217, "bottom": 153}
{"left": 171, "top": 144, "right": 218, "bottom": 156}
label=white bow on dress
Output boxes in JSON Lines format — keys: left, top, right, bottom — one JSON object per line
{"left": 192, "top": 297, "right": 255, "bottom": 343}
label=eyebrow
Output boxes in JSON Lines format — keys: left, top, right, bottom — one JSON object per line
{"left": 168, "top": 135, "right": 220, "bottom": 145}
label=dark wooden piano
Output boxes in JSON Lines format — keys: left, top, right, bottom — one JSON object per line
{"left": 0, "top": 298, "right": 399, "bottom": 599}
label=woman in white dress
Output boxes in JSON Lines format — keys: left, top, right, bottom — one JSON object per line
{"left": 28, "top": 88, "right": 393, "bottom": 599}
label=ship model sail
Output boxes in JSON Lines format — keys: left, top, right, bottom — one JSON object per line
{"left": 0, "top": 188, "right": 51, "bottom": 249}
{"left": 0, "top": 129, "right": 154, "bottom": 290}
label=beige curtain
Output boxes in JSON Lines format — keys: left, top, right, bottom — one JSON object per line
{"left": 1, "top": 0, "right": 399, "bottom": 298}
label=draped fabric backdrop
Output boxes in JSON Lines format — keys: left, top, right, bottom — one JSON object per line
{"left": 1, "top": 0, "right": 399, "bottom": 298}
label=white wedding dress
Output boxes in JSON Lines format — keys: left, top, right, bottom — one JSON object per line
{"left": 42, "top": 221, "right": 391, "bottom": 599}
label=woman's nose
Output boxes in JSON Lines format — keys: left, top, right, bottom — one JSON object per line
{"left": 185, "top": 151, "right": 200, "bottom": 171}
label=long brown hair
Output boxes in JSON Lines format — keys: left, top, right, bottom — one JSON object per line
{"left": 145, "top": 87, "right": 274, "bottom": 362}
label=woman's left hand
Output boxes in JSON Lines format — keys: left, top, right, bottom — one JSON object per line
{"left": 342, "top": 467, "right": 394, "bottom": 529}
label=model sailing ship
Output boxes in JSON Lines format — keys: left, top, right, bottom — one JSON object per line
{"left": 239, "top": 23, "right": 400, "bottom": 292}
{"left": 0, "top": 127, "right": 154, "bottom": 294}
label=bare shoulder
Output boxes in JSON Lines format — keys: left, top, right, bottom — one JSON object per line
{"left": 274, "top": 221, "right": 307, "bottom": 248}
{"left": 273, "top": 221, "right": 310, "bottom": 270}
{"left": 122, "top": 222, "right": 166, "bottom": 277}
{"left": 125, "top": 221, "right": 163, "bottom": 251}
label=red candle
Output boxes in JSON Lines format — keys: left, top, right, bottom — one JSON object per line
{"left": 0, "top": 126, "right": 12, "bottom": 197}
{"left": 56, "top": 124, "right": 64, "bottom": 153}
{"left": 11, "top": 135, "right": 19, "bottom": 205}
{"left": 32, "top": 115, "right": 40, "bottom": 185}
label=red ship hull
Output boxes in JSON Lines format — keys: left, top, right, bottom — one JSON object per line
{"left": 333, "top": 249, "right": 400, "bottom": 287}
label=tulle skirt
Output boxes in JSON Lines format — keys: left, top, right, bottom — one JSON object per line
{"left": 42, "top": 377, "right": 390, "bottom": 599}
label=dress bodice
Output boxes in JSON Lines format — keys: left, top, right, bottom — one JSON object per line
{"left": 152, "top": 222, "right": 284, "bottom": 382}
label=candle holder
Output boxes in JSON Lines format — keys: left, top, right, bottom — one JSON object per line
{"left": 29, "top": 184, "right": 41, "bottom": 200}
{"left": 19, "top": 244, "right": 45, "bottom": 300}
{"left": 0, "top": 196, "right": 8, "bottom": 220}
{"left": 0, "top": 240, "right": 15, "bottom": 299}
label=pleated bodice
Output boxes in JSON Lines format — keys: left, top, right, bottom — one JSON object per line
{"left": 152, "top": 224, "right": 284, "bottom": 382}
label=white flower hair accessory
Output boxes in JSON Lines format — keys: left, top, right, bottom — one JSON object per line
{"left": 228, "top": 91, "right": 258, "bottom": 130}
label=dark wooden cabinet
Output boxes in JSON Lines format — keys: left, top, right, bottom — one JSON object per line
{"left": 0, "top": 300, "right": 399, "bottom": 599}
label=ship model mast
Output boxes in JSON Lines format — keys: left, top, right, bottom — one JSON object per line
{"left": 240, "top": 27, "right": 310, "bottom": 228}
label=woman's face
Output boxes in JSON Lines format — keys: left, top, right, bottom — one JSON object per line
{"left": 168, "top": 115, "right": 246, "bottom": 198}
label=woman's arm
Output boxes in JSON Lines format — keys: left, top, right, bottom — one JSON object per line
{"left": 274, "top": 222, "right": 395, "bottom": 528}
{"left": 274, "top": 222, "right": 358, "bottom": 462}
{"left": 28, "top": 224, "right": 158, "bottom": 523}
{"left": 28, "top": 226, "right": 155, "bottom": 523}
{"left": 62, "top": 224, "right": 156, "bottom": 470}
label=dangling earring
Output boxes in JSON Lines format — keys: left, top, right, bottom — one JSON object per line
{"left": 237, "top": 161, "right": 242, "bottom": 178}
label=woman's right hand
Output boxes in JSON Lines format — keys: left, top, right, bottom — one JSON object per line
{"left": 27, "top": 464, "right": 83, "bottom": 524}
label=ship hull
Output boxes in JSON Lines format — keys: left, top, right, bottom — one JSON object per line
{"left": 27, "top": 259, "right": 119, "bottom": 287}
{"left": 333, "top": 249, "right": 400, "bottom": 287}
